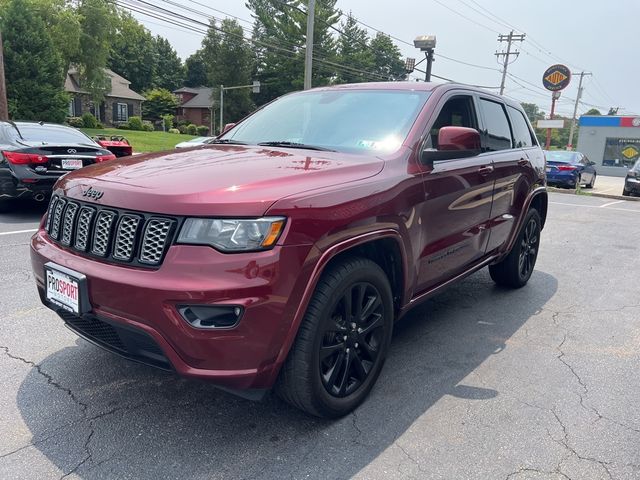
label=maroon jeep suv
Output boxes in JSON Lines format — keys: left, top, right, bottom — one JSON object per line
{"left": 31, "top": 83, "right": 547, "bottom": 418}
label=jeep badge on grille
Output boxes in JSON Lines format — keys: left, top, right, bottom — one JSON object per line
{"left": 82, "top": 186, "right": 104, "bottom": 200}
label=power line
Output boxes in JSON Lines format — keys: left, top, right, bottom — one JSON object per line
{"left": 120, "top": 0, "right": 393, "bottom": 83}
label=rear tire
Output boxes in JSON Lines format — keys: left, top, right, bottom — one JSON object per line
{"left": 276, "top": 257, "right": 394, "bottom": 418}
{"left": 489, "top": 209, "right": 542, "bottom": 289}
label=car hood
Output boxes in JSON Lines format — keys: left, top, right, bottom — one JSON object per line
{"left": 55, "top": 145, "right": 385, "bottom": 216}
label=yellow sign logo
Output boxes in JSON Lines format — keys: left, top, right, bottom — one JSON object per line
{"left": 545, "top": 71, "right": 568, "bottom": 85}
{"left": 621, "top": 146, "right": 639, "bottom": 159}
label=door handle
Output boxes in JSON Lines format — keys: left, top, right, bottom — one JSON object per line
{"left": 478, "top": 165, "right": 494, "bottom": 175}
{"left": 518, "top": 158, "right": 529, "bottom": 166}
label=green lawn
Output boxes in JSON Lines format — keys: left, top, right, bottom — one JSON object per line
{"left": 81, "top": 128, "right": 197, "bottom": 153}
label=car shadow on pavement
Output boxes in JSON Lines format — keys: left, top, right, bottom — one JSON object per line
{"left": 16, "top": 268, "right": 557, "bottom": 479}
{"left": 0, "top": 200, "right": 47, "bottom": 225}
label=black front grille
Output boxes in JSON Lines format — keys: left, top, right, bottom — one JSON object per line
{"left": 45, "top": 195, "right": 178, "bottom": 268}
{"left": 59, "top": 311, "right": 171, "bottom": 371}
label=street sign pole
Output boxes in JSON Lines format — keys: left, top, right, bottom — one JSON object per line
{"left": 542, "top": 64, "right": 571, "bottom": 149}
{"left": 545, "top": 91, "right": 561, "bottom": 149}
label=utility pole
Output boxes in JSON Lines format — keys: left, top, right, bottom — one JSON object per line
{"left": 567, "top": 71, "right": 592, "bottom": 150}
{"left": 495, "top": 31, "right": 525, "bottom": 95}
{"left": 303, "top": 0, "right": 315, "bottom": 90}
{"left": 0, "top": 30, "right": 9, "bottom": 121}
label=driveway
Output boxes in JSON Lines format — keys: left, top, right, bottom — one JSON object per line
{"left": 0, "top": 194, "right": 638, "bottom": 479}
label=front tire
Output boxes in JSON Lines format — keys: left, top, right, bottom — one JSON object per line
{"left": 276, "top": 257, "right": 394, "bottom": 418}
{"left": 489, "top": 209, "right": 542, "bottom": 289}
{"left": 585, "top": 173, "right": 596, "bottom": 189}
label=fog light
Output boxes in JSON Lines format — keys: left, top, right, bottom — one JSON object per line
{"left": 177, "top": 305, "right": 243, "bottom": 329}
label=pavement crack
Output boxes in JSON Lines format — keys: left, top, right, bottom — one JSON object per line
{"left": 350, "top": 410, "right": 365, "bottom": 446}
{"left": 395, "top": 441, "right": 426, "bottom": 475}
{"left": 0, "top": 345, "right": 87, "bottom": 412}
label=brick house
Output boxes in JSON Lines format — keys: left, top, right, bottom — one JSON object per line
{"left": 65, "top": 68, "right": 145, "bottom": 126}
{"left": 174, "top": 87, "right": 214, "bottom": 131}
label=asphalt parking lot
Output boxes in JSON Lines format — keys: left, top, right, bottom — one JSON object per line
{"left": 1, "top": 193, "right": 639, "bottom": 480}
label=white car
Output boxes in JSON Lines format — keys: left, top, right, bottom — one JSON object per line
{"left": 174, "top": 136, "right": 215, "bottom": 149}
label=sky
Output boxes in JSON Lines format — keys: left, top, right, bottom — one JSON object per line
{"left": 130, "top": 0, "right": 640, "bottom": 117}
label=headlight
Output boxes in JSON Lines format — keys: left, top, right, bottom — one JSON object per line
{"left": 177, "top": 217, "right": 286, "bottom": 252}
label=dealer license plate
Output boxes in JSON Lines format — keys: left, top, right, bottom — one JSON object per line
{"left": 61, "top": 159, "right": 84, "bottom": 170}
{"left": 45, "top": 264, "right": 85, "bottom": 314}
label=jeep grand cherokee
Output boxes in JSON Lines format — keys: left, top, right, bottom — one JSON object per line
{"left": 31, "top": 82, "right": 547, "bottom": 418}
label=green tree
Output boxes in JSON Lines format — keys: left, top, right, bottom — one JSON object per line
{"left": 584, "top": 108, "right": 601, "bottom": 115}
{"left": 184, "top": 51, "right": 207, "bottom": 87}
{"left": 335, "top": 13, "right": 374, "bottom": 84}
{"left": 369, "top": 32, "right": 406, "bottom": 81}
{"left": 74, "top": 0, "right": 117, "bottom": 102}
{"left": 152, "top": 36, "right": 184, "bottom": 91}
{"left": 142, "top": 88, "right": 179, "bottom": 122}
{"left": 247, "top": 0, "right": 340, "bottom": 103}
{"left": 109, "top": 11, "right": 155, "bottom": 92}
{"left": 521, "top": 102, "right": 545, "bottom": 123}
{"left": 199, "top": 19, "right": 255, "bottom": 125}
{"left": 30, "top": 0, "right": 82, "bottom": 69}
{"left": 1, "top": 0, "right": 69, "bottom": 122}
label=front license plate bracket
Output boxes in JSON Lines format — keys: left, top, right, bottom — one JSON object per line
{"left": 44, "top": 262, "right": 91, "bottom": 315}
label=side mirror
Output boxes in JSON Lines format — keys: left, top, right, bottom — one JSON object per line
{"left": 421, "top": 126, "right": 482, "bottom": 164}
{"left": 221, "top": 122, "right": 236, "bottom": 134}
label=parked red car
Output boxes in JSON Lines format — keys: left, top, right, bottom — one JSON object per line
{"left": 93, "top": 135, "right": 133, "bottom": 157}
{"left": 31, "top": 83, "right": 547, "bottom": 417}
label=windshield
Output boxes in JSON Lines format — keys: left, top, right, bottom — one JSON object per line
{"left": 544, "top": 150, "right": 578, "bottom": 163}
{"left": 17, "top": 124, "right": 97, "bottom": 145}
{"left": 223, "top": 89, "right": 431, "bottom": 154}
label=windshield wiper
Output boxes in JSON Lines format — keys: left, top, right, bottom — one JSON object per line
{"left": 207, "top": 139, "right": 248, "bottom": 145}
{"left": 257, "top": 141, "right": 335, "bottom": 152}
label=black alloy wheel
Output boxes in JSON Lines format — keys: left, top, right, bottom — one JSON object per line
{"left": 518, "top": 217, "right": 539, "bottom": 280}
{"left": 276, "top": 257, "right": 393, "bottom": 418}
{"left": 319, "top": 282, "right": 385, "bottom": 397}
{"left": 489, "top": 208, "right": 542, "bottom": 289}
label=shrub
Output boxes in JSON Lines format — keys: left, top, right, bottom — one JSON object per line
{"left": 168, "top": 128, "right": 180, "bottom": 134}
{"left": 177, "top": 125, "right": 187, "bottom": 134}
{"left": 127, "top": 116, "right": 144, "bottom": 131}
{"left": 161, "top": 114, "right": 174, "bottom": 131}
{"left": 186, "top": 123, "right": 197, "bottom": 136}
{"left": 66, "top": 117, "right": 84, "bottom": 128}
{"left": 142, "top": 120, "right": 154, "bottom": 132}
{"left": 117, "top": 123, "right": 130, "bottom": 130}
{"left": 196, "top": 125, "right": 209, "bottom": 136}
{"left": 81, "top": 112, "right": 98, "bottom": 129}
{"left": 96, "top": 122, "right": 104, "bottom": 129}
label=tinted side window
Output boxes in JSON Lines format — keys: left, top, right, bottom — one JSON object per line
{"left": 480, "top": 99, "right": 512, "bottom": 151}
{"left": 507, "top": 106, "right": 535, "bottom": 148}
{"left": 426, "top": 95, "right": 477, "bottom": 149}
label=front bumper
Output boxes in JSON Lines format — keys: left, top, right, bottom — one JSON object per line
{"left": 624, "top": 177, "right": 640, "bottom": 194}
{"left": 31, "top": 229, "right": 314, "bottom": 389}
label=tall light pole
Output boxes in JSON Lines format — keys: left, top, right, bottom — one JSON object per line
{"left": 413, "top": 36, "right": 436, "bottom": 82}
{"left": 304, "top": 0, "right": 315, "bottom": 90}
{"left": 218, "top": 81, "right": 261, "bottom": 134}
{"left": 567, "top": 71, "right": 592, "bottom": 150}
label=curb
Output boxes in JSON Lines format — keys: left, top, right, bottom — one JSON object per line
{"left": 547, "top": 187, "right": 640, "bottom": 202}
